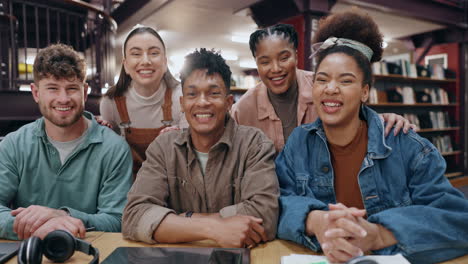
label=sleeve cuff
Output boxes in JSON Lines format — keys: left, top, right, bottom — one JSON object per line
{"left": 219, "top": 204, "right": 238, "bottom": 218}
{"left": 303, "top": 234, "right": 322, "bottom": 251}
{"left": 138, "top": 207, "right": 175, "bottom": 244}
{"left": 59, "top": 206, "right": 89, "bottom": 226}
{"left": 0, "top": 213, "right": 19, "bottom": 240}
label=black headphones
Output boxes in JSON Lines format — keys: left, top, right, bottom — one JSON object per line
{"left": 17, "top": 230, "right": 99, "bottom": 264}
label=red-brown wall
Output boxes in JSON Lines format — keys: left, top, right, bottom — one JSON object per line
{"left": 281, "top": 15, "right": 305, "bottom": 70}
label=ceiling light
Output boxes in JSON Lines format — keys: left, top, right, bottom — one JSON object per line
{"left": 19, "top": 85, "right": 31, "bottom": 92}
{"left": 231, "top": 35, "right": 250, "bottom": 44}
{"left": 382, "top": 41, "right": 388, "bottom": 49}
{"left": 221, "top": 51, "right": 239, "bottom": 61}
{"left": 169, "top": 51, "right": 192, "bottom": 76}
{"left": 239, "top": 59, "right": 257, "bottom": 69}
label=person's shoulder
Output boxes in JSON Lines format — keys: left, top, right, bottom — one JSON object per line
{"left": 231, "top": 85, "right": 262, "bottom": 124}
{"left": 296, "top": 120, "right": 319, "bottom": 135}
{"left": 296, "top": 69, "right": 315, "bottom": 92}
{"left": 100, "top": 94, "right": 114, "bottom": 103}
{"left": 156, "top": 128, "right": 182, "bottom": 142}
{"left": 235, "top": 123, "right": 273, "bottom": 145}
{"left": 99, "top": 95, "right": 117, "bottom": 113}
{"left": 100, "top": 94, "right": 119, "bottom": 106}
{"left": 232, "top": 84, "right": 262, "bottom": 108}
{"left": 2, "top": 120, "right": 39, "bottom": 144}
{"left": 389, "top": 128, "right": 434, "bottom": 152}
{"left": 91, "top": 120, "right": 127, "bottom": 147}
{"left": 171, "top": 82, "right": 183, "bottom": 97}
{"left": 283, "top": 121, "right": 319, "bottom": 149}
{"left": 148, "top": 129, "right": 184, "bottom": 153}
{"left": 296, "top": 69, "right": 314, "bottom": 79}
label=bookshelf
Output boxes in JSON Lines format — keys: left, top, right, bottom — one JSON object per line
{"left": 230, "top": 87, "right": 249, "bottom": 93}
{"left": 369, "top": 74, "right": 464, "bottom": 182}
{"left": 230, "top": 87, "right": 249, "bottom": 103}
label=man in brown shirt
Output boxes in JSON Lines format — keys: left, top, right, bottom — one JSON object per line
{"left": 122, "top": 48, "right": 279, "bottom": 248}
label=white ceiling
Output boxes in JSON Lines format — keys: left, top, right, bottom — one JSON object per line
{"left": 114, "top": 0, "right": 446, "bottom": 77}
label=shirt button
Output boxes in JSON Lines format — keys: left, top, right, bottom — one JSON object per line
{"left": 322, "top": 166, "right": 329, "bottom": 173}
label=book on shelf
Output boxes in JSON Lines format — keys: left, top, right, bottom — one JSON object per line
{"left": 369, "top": 86, "right": 451, "bottom": 105}
{"left": 383, "top": 111, "right": 451, "bottom": 131}
{"left": 372, "top": 60, "right": 421, "bottom": 78}
{"left": 372, "top": 60, "right": 457, "bottom": 79}
{"left": 403, "top": 113, "right": 420, "bottom": 130}
{"left": 429, "top": 88, "right": 449, "bottom": 104}
{"left": 429, "top": 135, "right": 454, "bottom": 153}
{"left": 401, "top": 86, "right": 415, "bottom": 104}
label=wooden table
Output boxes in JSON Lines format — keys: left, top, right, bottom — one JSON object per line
{"left": 3, "top": 232, "right": 468, "bottom": 263}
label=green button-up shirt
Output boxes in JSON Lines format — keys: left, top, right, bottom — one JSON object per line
{"left": 0, "top": 111, "right": 133, "bottom": 240}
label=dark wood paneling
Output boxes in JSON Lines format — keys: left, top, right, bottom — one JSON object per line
{"left": 0, "top": 91, "right": 101, "bottom": 121}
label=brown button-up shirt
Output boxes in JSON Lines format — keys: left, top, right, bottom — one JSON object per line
{"left": 231, "top": 69, "right": 318, "bottom": 152}
{"left": 122, "top": 116, "right": 279, "bottom": 243}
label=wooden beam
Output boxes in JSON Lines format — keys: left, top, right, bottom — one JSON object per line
{"left": 339, "top": 0, "right": 467, "bottom": 29}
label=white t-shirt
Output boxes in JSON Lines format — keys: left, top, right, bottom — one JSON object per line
{"left": 47, "top": 118, "right": 92, "bottom": 164}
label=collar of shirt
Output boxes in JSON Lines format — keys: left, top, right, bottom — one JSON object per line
{"left": 174, "top": 114, "right": 235, "bottom": 159}
{"left": 302, "top": 106, "right": 392, "bottom": 159}
{"left": 33, "top": 111, "right": 103, "bottom": 147}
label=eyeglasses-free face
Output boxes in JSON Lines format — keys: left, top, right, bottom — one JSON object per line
{"left": 312, "top": 52, "right": 369, "bottom": 129}
{"left": 123, "top": 32, "right": 168, "bottom": 90}
{"left": 254, "top": 35, "right": 298, "bottom": 95}
{"left": 180, "top": 69, "right": 233, "bottom": 145}
{"left": 31, "top": 76, "right": 87, "bottom": 129}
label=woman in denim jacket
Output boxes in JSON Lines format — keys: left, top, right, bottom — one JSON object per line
{"left": 276, "top": 10, "right": 468, "bottom": 264}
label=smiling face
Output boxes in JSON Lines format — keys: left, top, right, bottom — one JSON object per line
{"left": 254, "top": 35, "right": 298, "bottom": 95}
{"left": 312, "top": 52, "right": 369, "bottom": 129}
{"left": 31, "top": 75, "right": 87, "bottom": 129}
{"left": 123, "top": 32, "right": 167, "bottom": 90}
{"left": 180, "top": 69, "right": 234, "bottom": 144}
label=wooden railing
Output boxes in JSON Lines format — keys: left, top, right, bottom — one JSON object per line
{"left": 0, "top": 0, "right": 116, "bottom": 94}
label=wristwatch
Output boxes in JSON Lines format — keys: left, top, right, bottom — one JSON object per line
{"left": 185, "top": 211, "right": 193, "bottom": 218}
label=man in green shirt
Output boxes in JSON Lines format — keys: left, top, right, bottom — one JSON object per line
{"left": 0, "top": 44, "right": 133, "bottom": 240}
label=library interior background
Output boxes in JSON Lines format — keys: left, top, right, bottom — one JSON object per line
{"left": 0, "top": 0, "right": 468, "bottom": 193}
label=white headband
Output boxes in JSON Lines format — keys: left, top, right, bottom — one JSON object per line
{"left": 310, "top": 37, "right": 374, "bottom": 61}
{"left": 122, "top": 24, "right": 152, "bottom": 56}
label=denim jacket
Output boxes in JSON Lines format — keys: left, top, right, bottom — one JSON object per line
{"left": 276, "top": 106, "right": 468, "bottom": 263}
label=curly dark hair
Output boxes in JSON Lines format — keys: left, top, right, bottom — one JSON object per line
{"left": 33, "top": 43, "right": 86, "bottom": 83}
{"left": 249, "top": 24, "right": 298, "bottom": 57}
{"left": 312, "top": 10, "right": 384, "bottom": 87}
{"left": 179, "top": 48, "right": 232, "bottom": 93}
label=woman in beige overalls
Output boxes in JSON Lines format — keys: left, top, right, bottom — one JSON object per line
{"left": 100, "top": 26, "right": 187, "bottom": 179}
